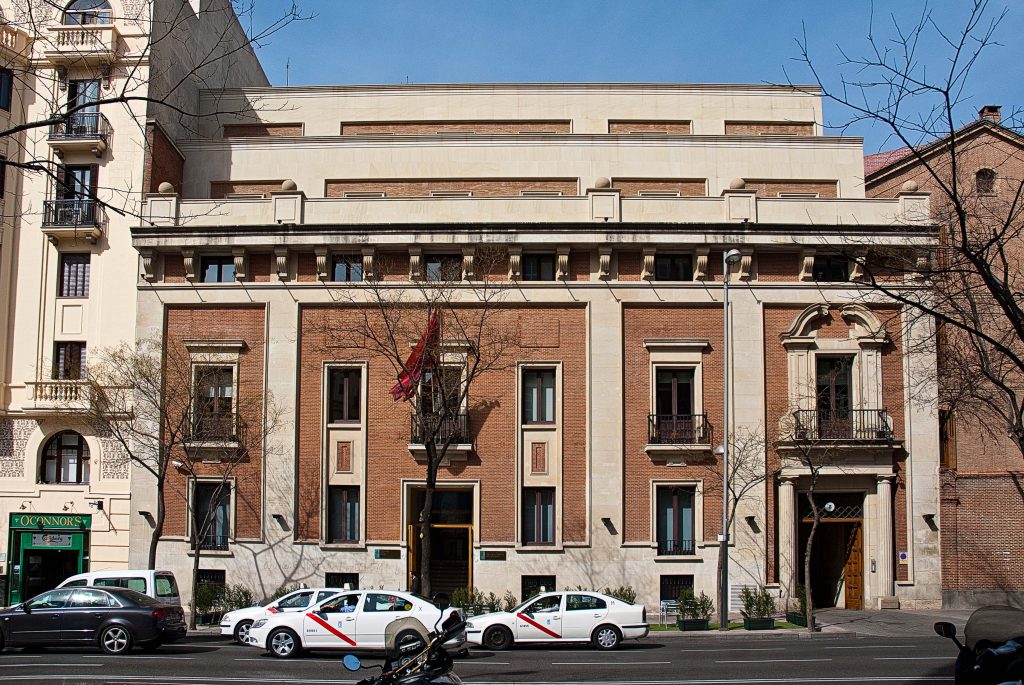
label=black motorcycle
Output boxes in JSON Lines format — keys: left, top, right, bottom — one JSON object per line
{"left": 343, "top": 613, "right": 466, "bottom": 685}
{"left": 935, "top": 605, "right": 1024, "bottom": 684}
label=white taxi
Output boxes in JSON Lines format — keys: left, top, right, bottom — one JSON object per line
{"left": 246, "top": 589, "right": 465, "bottom": 658}
{"left": 465, "top": 591, "right": 648, "bottom": 650}
{"left": 220, "top": 587, "right": 345, "bottom": 644}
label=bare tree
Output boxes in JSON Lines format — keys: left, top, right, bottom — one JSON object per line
{"left": 791, "top": 0, "right": 1024, "bottom": 456}
{"left": 320, "top": 248, "right": 517, "bottom": 598}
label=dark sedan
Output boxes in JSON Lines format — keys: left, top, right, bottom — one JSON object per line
{"left": 0, "top": 586, "right": 186, "bottom": 654}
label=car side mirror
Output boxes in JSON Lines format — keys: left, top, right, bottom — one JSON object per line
{"left": 934, "top": 622, "right": 957, "bottom": 639}
{"left": 20, "top": 604, "right": 30, "bottom": 613}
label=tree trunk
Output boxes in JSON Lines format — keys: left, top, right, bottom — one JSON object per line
{"left": 188, "top": 532, "right": 201, "bottom": 630}
{"left": 804, "top": 492, "right": 819, "bottom": 633}
{"left": 418, "top": 442, "right": 439, "bottom": 599}
{"left": 147, "top": 478, "right": 166, "bottom": 570}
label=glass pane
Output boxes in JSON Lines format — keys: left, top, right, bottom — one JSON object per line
{"left": 155, "top": 575, "right": 178, "bottom": 597}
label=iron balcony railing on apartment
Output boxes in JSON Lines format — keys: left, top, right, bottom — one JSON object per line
{"left": 49, "top": 111, "right": 111, "bottom": 142}
{"left": 189, "top": 411, "right": 240, "bottom": 443}
{"left": 647, "top": 413, "right": 711, "bottom": 445}
{"left": 793, "top": 408, "right": 894, "bottom": 442}
{"left": 657, "top": 538, "right": 696, "bottom": 556}
{"left": 42, "top": 198, "right": 102, "bottom": 227}
{"left": 410, "top": 411, "right": 468, "bottom": 445}
{"left": 194, "top": 534, "right": 229, "bottom": 551}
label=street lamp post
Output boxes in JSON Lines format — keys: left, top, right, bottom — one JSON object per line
{"left": 719, "top": 248, "right": 743, "bottom": 631}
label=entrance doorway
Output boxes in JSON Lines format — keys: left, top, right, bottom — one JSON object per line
{"left": 797, "top": 493, "right": 864, "bottom": 610}
{"left": 6, "top": 513, "right": 92, "bottom": 605}
{"left": 407, "top": 488, "right": 473, "bottom": 597}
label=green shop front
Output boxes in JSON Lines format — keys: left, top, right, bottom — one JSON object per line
{"left": 5, "top": 513, "right": 91, "bottom": 605}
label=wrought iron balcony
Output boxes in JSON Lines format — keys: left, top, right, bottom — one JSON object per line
{"left": 189, "top": 412, "right": 240, "bottom": 443}
{"left": 410, "top": 411, "right": 468, "bottom": 445}
{"left": 657, "top": 539, "right": 696, "bottom": 556}
{"left": 648, "top": 413, "right": 711, "bottom": 445}
{"left": 42, "top": 199, "right": 104, "bottom": 242}
{"left": 793, "top": 408, "right": 894, "bottom": 442}
{"left": 48, "top": 112, "right": 111, "bottom": 157}
{"left": 193, "top": 534, "right": 229, "bottom": 552}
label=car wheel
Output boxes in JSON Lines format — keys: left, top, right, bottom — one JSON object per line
{"left": 99, "top": 625, "right": 134, "bottom": 655}
{"left": 268, "top": 628, "right": 301, "bottom": 658}
{"left": 483, "top": 626, "right": 513, "bottom": 651}
{"left": 233, "top": 620, "right": 253, "bottom": 645}
{"left": 591, "top": 625, "right": 621, "bottom": 651}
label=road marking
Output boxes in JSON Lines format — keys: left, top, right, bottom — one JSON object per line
{"left": 81, "top": 655, "right": 196, "bottom": 660}
{"left": 714, "top": 658, "right": 832, "bottom": 664}
{"left": 0, "top": 663, "right": 104, "bottom": 668}
{"left": 824, "top": 645, "right": 914, "bottom": 650}
{"left": 874, "top": 656, "right": 956, "bottom": 660}
{"left": 678, "top": 647, "right": 785, "bottom": 652}
{"left": 458, "top": 662, "right": 512, "bottom": 666}
{"left": 551, "top": 661, "right": 673, "bottom": 665}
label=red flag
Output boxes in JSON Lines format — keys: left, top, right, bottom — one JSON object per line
{"left": 390, "top": 313, "right": 440, "bottom": 401}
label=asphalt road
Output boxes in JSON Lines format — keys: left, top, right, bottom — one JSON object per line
{"left": 0, "top": 633, "right": 957, "bottom": 684}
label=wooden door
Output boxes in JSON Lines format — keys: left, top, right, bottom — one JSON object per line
{"left": 843, "top": 523, "right": 863, "bottom": 610}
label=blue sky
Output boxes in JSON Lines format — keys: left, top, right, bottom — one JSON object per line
{"left": 246, "top": 1, "right": 1023, "bottom": 153}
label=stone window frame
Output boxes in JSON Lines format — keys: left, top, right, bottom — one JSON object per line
{"left": 323, "top": 364, "right": 366, "bottom": 426}
{"left": 517, "top": 360, "right": 564, "bottom": 551}
{"left": 187, "top": 476, "right": 236, "bottom": 549}
{"left": 183, "top": 340, "right": 244, "bottom": 450}
{"left": 649, "top": 479, "right": 704, "bottom": 558}
{"left": 643, "top": 339, "right": 708, "bottom": 419}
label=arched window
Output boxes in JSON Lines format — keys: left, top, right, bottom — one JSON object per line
{"left": 64, "top": 0, "right": 112, "bottom": 26}
{"left": 976, "top": 168, "right": 997, "bottom": 195}
{"left": 40, "top": 431, "right": 90, "bottom": 484}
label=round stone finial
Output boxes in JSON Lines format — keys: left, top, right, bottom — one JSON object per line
{"left": 729, "top": 178, "right": 746, "bottom": 190}
{"left": 281, "top": 179, "right": 298, "bottom": 191}
{"left": 901, "top": 180, "right": 919, "bottom": 193}
{"left": 594, "top": 177, "right": 611, "bottom": 189}
{"left": 157, "top": 181, "right": 175, "bottom": 194}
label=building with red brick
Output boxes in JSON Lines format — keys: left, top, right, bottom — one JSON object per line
{"left": 866, "top": 105, "right": 1024, "bottom": 608}
{"left": 128, "top": 83, "right": 942, "bottom": 611}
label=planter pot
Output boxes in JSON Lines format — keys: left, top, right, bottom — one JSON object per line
{"left": 786, "top": 611, "right": 813, "bottom": 627}
{"left": 677, "top": 618, "right": 711, "bottom": 631}
{"left": 743, "top": 617, "right": 775, "bottom": 631}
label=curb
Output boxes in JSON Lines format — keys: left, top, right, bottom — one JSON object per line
{"left": 648, "top": 628, "right": 855, "bottom": 639}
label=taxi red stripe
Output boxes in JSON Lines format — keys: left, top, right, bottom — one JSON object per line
{"left": 306, "top": 612, "right": 357, "bottom": 645}
{"left": 516, "top": 612, "right": 561, "bottom": 638}
{"left": 268, "top": 607, "right": 279, "bottom": 614}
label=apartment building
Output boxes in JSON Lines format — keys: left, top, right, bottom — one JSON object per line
{"left": 129, "top": 82, "right": 943, "bottom": 611}
{"left": 866, "top": 105, "right": 1024, "bottom": 608}
{"left": 0, "top": 0, "right": 265, "bottom": 605}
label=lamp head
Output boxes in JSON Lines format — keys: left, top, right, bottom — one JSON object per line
{"left": 724, "top": 248, "right": 742, "bottom": 265}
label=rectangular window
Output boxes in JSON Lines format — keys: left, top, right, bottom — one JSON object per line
{"left": 654, "top": 254, "right": 694, "bottom": 281}
{"left": 424, "top": 254, "right": 462, "bottom": 281}
{"left": 812, "top": 255, "right": 849, "bottom": 282}
{"left": 939, "top": 409, "right": 957, "bottom": 469}
{"left": 328, "top": 368, "right": 361, "bottom": 423}
{"left": 522, "top": 369, "right": 555, "bottom": 423}
{"left": 58, "top": 253, "right": 90, "bottom": 298}
{"left": 193, "top": 482, "right": 231, "bottom": 550}
{"left": 194, "top": 366, "right": 234, "bottom": 439}
{"left": 325, "top": 572, "right": 359, "bottom": 590}
{"left": 815, "top": 356, "right": 853, "bottom": 439}
{"left": 195, "top": 569, "right": 226, "bottom": 605}
{"left": 660, "top": 574, "right": 694, "bottom": 602}
{"left": 655, "top": 368, "right": 694, "bottom": 416}
{"left": 50, "top": 165, "right": 98, "bottom": 227}
{"left": 0, "top": 68, "right": 11, "bottom": 111}
{"left": 522, "top": 254, "right": 556, "bottom": 281}
{"left": 521, "top": 575, "right": 556, "bottom": 601}
{"left": 331, "top": 254, "right": 363, "bottom": 282}
{"left": 200, "top": 256, "right": 236, "bottom": 283}
{"left": 656, "top": 486, "right": 695, "bottom": 555}
{"left": 522, "top": 487, "right": 555, "bottom": 545}
{"left": 327, "top": 486, "right": 360, "bottom": 543}
{"left": 53, "top": 341, "right": 86, "bottom": 380}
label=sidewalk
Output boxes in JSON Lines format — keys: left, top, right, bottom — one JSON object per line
{"left": 815, "top": 607, "right": 973, "bottom": 637}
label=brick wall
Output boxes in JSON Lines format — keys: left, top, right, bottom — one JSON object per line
{"left": 325, "top": 179, "right": 579, "bottom": 198}
{"left": 296, "top": 305, "right": 588, "bottom": 545}
{"left": 608, "top": 120, "right": 692, "bottom": 134}
{"left": 223, "top": 123, "right": 303, "bottom": 137}
{"left": 162, "top": 305, "right": 266, "bottom": 542}
{"left": 622, "top": 305, "right": 725, "bottom": 543}
{"left": 756, "top": 252, "right": 800, "bottom": 281}
{"left": 612, "top": 179, "right": 707, "bottom": 197}
{"left": 210, "top": 181, "right": 285, "bottom": 199}
{"left": 744, "top": 180, "right": 838, "bottom": 198}
{"left": 725, "top": 121, "right": 815, "bottom": 135}
{"left": 340, "top": 121, "right": 571, "bottom": 135}
{"left": 143, "top": 121, "right": 185, "bottom": 194}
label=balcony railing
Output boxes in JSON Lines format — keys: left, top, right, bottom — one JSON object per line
{"left": 43, "top": 199, "right": 102, "bottom": 227}
{"left": 45, "top": 24, "right": 120, "bottom": 65}
{"left": 193, "top": 534, "right": 229, "bottom": 551}
{"left": 410, "top": 411, "right": 468, "bottom": 445}
{"left": 793, "top": 409, "right": 894, "bottom": 442}
{"left": 49, "top": 111, "right": 111, "bottom": 141}
{"left": 23, "top": 380, "right": 91, "bottom": 413}
{"left": 648, "top": 413, "right": 711, "bottom": 445}
{"left": 189, "top": 412, "right": 239, "bottom": 443}
{"left": 657, "top": 539, "right": 696, "bottom": 556}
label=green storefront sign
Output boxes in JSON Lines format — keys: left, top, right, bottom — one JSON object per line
{"left": 6, "top": 513, "right": 91, "bottom": 606}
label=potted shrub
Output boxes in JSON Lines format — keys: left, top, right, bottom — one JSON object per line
{"left": 676, "top": 589, "right": 714, "bottom": 631}
{"left": 740, "top": 586, "right": 776, "bottom": 630}
{"left": 786, "top": 583, "right": 813, "bottom": 628}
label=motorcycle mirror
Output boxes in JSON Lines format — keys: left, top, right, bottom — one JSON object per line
{"left": 342, "top": 655, "right": 362, "bottom": 672}
{"left": 441, "top": 613, "right": 463, "bottom": 632}
{"left": 934, "top": 622, "right": 957, "bottom": 639}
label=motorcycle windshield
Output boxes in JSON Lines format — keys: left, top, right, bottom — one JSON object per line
{"left": 965, "top": 606, "right": 1024, "bottom": 650}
